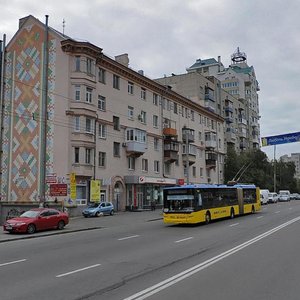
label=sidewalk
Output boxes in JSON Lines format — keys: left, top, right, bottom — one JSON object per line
{"left": 0, "top": 209, "right": 163, "bottom": 243}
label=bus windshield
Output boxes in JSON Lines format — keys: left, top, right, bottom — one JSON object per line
{"left": 164, "top": 188, "right": 199, "bottom": 212}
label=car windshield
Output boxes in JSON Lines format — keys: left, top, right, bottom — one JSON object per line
{"left": 88, "top": 203, "right": 99, "bottom": 208}
{"left": 20, "top": 210, "right": 40, "bottom": 218}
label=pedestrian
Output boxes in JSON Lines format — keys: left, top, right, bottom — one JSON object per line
{"left": 151, "top": 200, "right": 156, "bottom": 211}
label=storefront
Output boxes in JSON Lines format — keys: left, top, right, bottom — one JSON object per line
{"left": 124, "top": 176, "right": 177, "bottom": 210}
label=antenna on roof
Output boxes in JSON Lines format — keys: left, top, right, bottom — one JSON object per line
{"left": 227, "top": 162, "right": 252, "bottom": 185}
{"left": 62, "top": 19, "right": 66, "bottom": 36}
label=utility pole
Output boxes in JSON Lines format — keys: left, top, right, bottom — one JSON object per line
{"left": 274, "top": 145, "right": 276, "bottom": 192}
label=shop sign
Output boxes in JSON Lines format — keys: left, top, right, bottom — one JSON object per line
{"left": 50, "top": 184, "right": 68, "bottom": 196}
{"left": 178, "top": 178, "right": 185, "bottom": 185}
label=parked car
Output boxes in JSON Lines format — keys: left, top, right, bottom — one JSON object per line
{"left": 290, "top": 193, "right": 300, "bottom": 200}
{"left": 3, "top": 208, "right": 69, "bottom": 234}
{"left": 82, "top": 202, "right": 114, "bottom": 217}
{"left": 268, "top": 192, "right": 278, "bottom": 203}
{"left": 260, "top": 189, "right": 269, "bottom": 205}
{"left": 279, "top": 190, "right": 291, "bottom": 202}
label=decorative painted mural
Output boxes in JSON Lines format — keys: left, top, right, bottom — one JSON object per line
{"left": 1, "top": 22, "right": 56, "bottom": 202}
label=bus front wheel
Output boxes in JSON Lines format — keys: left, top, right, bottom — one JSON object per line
{"left": 230, "top": 208, "right": 235, "bottom": 219}
{"left": 205, "top": 212, "right": 211, "bottom": 224}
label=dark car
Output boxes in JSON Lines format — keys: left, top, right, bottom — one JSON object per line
{"left": 82, "top": 202, "right": 114, "bottom": 217}
{"left": 3, "top": 208, "right": 69, "bottom": 234}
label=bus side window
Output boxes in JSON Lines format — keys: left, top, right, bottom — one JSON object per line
{"left": 198, "top": 194, "right": 202, "bottom": 207}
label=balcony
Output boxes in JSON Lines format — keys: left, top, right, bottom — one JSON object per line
{"left": 225, "top": 105, "right": 233, "bottom": 113}
{"left": 225, "top": 116, "right": 234, "bottom": 123}
{"left": 205, "top": 139, "right": 217, "bottom": 149}
{"left": 182, "top": 128, "right": 195, "bottom": 143}
{"left": 226, "top": 131, "right": 236, "bottom": 143}
{"left": 164, "top": 140, "right": 179, "bottom": 163}
{"left": 238, "top": 115, "right": 247, "bottom": 125}
{"left": 163, "top": 127, "right": 177, "bottom": 137}
{"left": 125, "top": 141, "right": 147, "bottom": 157}
{"left": 205, "top": 151, "right": 217, "bottom": 168}
{"left": 240, "top": 141, "right": 247, "bottom": 150}
{"left": 182, "top": 154, "right": 196, "bottom": 166}
{"left": 71, "top": 131, "right": 95, "bottom": 145}
{"left": 72, "top": 163, "right": 94, "bottom": 177}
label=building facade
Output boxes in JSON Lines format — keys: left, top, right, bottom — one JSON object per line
{"left": 156, "top": 48, "right": 260, "bottom": 154}
{"left": 281, "top": 153, "right": 300, "bottom": 179}
{"left": 0, "top": 15, "right": 225, "bottom": 210}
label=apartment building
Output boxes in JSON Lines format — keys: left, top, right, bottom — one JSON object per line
{"left": 156, "top": 48, "right": 260, "bottom": 154}
{"left": 281, "top": 153, "right": 300, "bottom": 179}
{"left": 0, "top": 15, "right": 225, "bottom": 210}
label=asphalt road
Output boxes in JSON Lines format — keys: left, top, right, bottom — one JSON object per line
{"left": 1, "top": 201, "right": 300, "bottom": 300}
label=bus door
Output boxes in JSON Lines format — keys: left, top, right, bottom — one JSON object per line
{"left": 237, "top": 188, "right": 244, "bottom": 215}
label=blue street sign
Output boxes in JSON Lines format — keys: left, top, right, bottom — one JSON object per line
{"left": 261, "top": 131, "right": 300, "bottom": 146}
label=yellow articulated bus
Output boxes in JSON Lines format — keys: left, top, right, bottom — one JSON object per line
{"left": 163, "top": 184, "right": 261, "bottom": 224}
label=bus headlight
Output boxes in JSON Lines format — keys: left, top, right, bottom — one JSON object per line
{"left": 163, "top": 208, "right": 169, "bottom": 213}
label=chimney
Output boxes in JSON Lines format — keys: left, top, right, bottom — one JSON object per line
{"left": 115, "top": 53, "right": 129, "bottom": 67}
{"left": 138, "top": 70, "right": 144, "bottom": 76}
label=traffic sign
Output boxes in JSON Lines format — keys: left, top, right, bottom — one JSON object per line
{"left": 261, "top": 131, "right": 300, "bottom": 146}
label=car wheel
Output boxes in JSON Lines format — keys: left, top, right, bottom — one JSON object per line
{"left": 27, "top": 224, "right": 36, "bottom": 234}
{"left": 96, "top": 211, "right": 102, "bottom": 217}
{"left": 57, "top": 220, "right": 65, "bottom": 230}
{"left": 110, "top": 210, "right": 114, "bottom": 216}
{"left": 251, "top": 206, "right": 255, "bottom": 214}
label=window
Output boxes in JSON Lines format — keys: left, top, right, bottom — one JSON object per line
{"left": 75, "top": 85, "right": 81, "bottom": 101}
{"left": 85, "top": 148, "right": 92, "bottom": 164}
{"left": 128, "top": 106, "right": 134, "bottom": 119}
{"left": 86, "top": 58, "right": 93, "bottom": 74}
{"left": 153, "top": 93, "right": 158, "bottom": 106}
{"left": 86, "top": 118, "right": 93, "bottom": 133}
{"left": 173, "top": 102, "right": 178, "bottom": 114}
{"left": 113, "top": 142, "right": 120, "bottom": 157}
{"left": 164, "top": 162, "right": 171, "bottom": 175}
{"left": 154, "top": 138, "right": 159, "bottom": 151}
{"left": 98, "top": 95, "right": 106, "bottom": 111}
{"left": 128, "top": 157, "right": 135, "bottom": 170}
{"left": 75, "top": 56, "right": 81, "bottom": 71}
{"left": 153, "top": 115, "right": 158, "bottom": 128}
{"left": 154, "top": 160, "right": 160, "bottom": 173}
{"left": 142, "top": 159, "right": 148, "bottom": 172}
{"left": 74, "top": 116, "right": 80, "bottom": 132}
{"left": 200, "top": 167, "right": 203, "bottom": 177}
{"left": 98, "top": 152, "right": 106, "bottom": 167}
{"left": 74, "top": 147, "right": 79, "bottom": 163}
{"left": 98, "top": 123, "right": 106, "bottom": 138}
{"left": 140, "top": 111, "right": 146, "bottom": 123}
{"left": 113, "top": 116, "right": 120, "bottom": 130}
{"left": 191, "top": 110, "right": 195, "bottom": 121}
{"left": 193, "top": 166, "right": 196, "bottom": 177}
{"left": 113, "top": 74, "right": 120, "bottom": 89}
{"left": 125, "top": 128, "right": 146, "bottom": 143}
{"left": 128, "top": 82, "right": 134, "bottom": 94}
{"left": 98, "top": 68, "right": 106, "bottom": 83}
{"left": 166, "top": 100, "right": 171, "bottom": 111}
{"left": 141, "top": 88, "right": 146, "bottom": 100}
{"left": 86, "top": 87, "right": 92, "bottom": 103}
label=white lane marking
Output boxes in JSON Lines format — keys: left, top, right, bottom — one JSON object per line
{"left": 275, "top": 211, "right": 281, "bottom": 214}
{"left": 118, "top": 235, "right": 140, "bottom": 241}
{"left": 175, "top": 237, "right": 194, "bottom": 243}
{"left": 0, "top": 259, "right": 27, "bottom": 267}
{"left": 124, "top": 216, "right": 300, "bottom": 300}
{"left": 257, "top": 216, "right": 263, "bottom": 219}
{"left": 56, "top": 264, "right": 101, "bottom": 278}
{"left": 229, "top": 223, "right": 239, "bottom": 227}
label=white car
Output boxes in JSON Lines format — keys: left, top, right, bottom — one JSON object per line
{"left": 268, "top": 192, "right": 278, "bottom": 203}
{"left": 279, "top": 190, "right": 290, "bottom": 202}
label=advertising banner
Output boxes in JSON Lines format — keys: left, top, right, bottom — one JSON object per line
{"left": 70, "top": 172, "right": 76, "bottom": 200}
{"left": 90, "top": 180, "right": 101, "bottom": 203}
{"left": 50, "top": 184, "right": 67, "bottom": 196}
{"left": 261, "top": 131, "right": 300, "bottom": 146}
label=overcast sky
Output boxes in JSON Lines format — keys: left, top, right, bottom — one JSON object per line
{"left": 1, "top": 0, "right": 299, "bottom": 160}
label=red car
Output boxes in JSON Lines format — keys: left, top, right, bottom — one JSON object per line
{"left": 3, "top": 208, "right": 69, "bottom": 234}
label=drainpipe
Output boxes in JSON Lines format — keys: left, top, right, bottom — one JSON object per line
{"left": 0, "top": 35, "right": 6, "bottom": 193}
{"left": 40, "top": 15, "right": 49, "bottom": 203}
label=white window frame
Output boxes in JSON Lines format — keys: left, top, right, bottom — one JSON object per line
{"left": 86, "top": 87, "right": 93, "bottom": 103}
{"left": 98, "top": 151, "right": 106, "bottom": 167}
{"left": 128, "top": 106, "right": 134, "bottom": 119}
{"left": 154, "top": 160, "right": 160, "bottom": 173}
{"left": 98, "top": 95, "right": 106, "bottom": 111}
{"left": 74, "top": 116, "right": 80, "bottom": 132}
{"left": 98, "top": 123, "right": 106, "bottom": 139}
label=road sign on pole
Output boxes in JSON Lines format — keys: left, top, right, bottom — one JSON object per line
{"left": 261, "top": 131, "right": 300, "bottom": 146}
